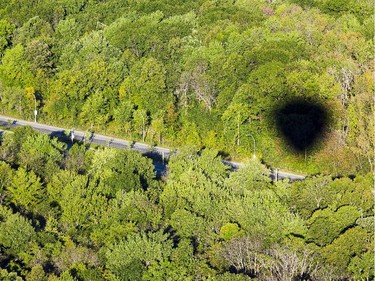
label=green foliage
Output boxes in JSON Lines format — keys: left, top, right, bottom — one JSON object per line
{"left": 0, "top": 131, "right": 370, "bottom": 279}
{"left": 0, "top": 126, "right": 38, "bottom": 163}
{"left": 26, "top": 265, "right": 48, "bottom": 281}
{"left": 306, "top": 206, "right": 361, "bottom": 246}
{"left": 221, "top": 103, "right": 251, "bottom": 148}
{"left": 0, "top": 269, "right": 23, "bottom": 281}
{"left": 161, "top": 149, "right": 229, "bottom": 227}
{"left": 0, "top": 1, "right": 372, "bottom": 279}
{"left": 287, "top": 175, "right": 333, "bottom": 219}
{"left": 348, "top": 251, "right": 375, "bottom": 281}
{"left": 106, "top": 231, "right": 173, "bottom": 281}
{"left": 169, "top": 208, "right": 207, "bottom": 240}
{"left": 0, "top": 205, "right": 36, "bottom": 257}
{"left": 89, "top": 148, "right": 157, "bottom": 196}
{"left": 225, "top": 188, "right": 290, "bottom": 245}
{"left": 50, "top": 172, "right": 93, "bottom": 234}
{"left": 90, "top": 189, "right": 161, "bottom": 247}
{"left": 322, "top": 226, "right": 372, "bottom": 274}
{"left": 18, "top": 133, "right": 65, "bottom": 179}
{"left": 8, "top": 168, "right": 43, "bottom": 213}
{"left": 219, "top": 223, "right": 244, "bottom": 241}
{"left": 0, "top": 19, "right": 15, "bottom": 56}
{"left": 104, "top": 11, "right": 164, "bottom": 55}
{"left": 0, "top": 44, "right": 34, "bottom": 88}
{"left": 167, "top": 148, "right": 229, "bottom": 183}
{"left": 224, "top": 159, "right": 271, "bottom": 191}
{"left": 63, "top": 143, "right": 88, "bottom": 174}
{"left": 0, "top": 0, "right": 371, "bottom": 175}
{"left": 0, "top": 161, "right": 13, "bottom": 194}
{"left": 288, "top": 174, "right": 374, "bottom": 221}
{"left": 25, "top": 40, "right": 53, "bottom": 75}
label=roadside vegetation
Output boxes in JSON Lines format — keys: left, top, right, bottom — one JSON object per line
{"left": 0, "top": 0, "right": 373, "bottom": 175}
{"left": 0, "top": 126, "right": 373, "bottom": 280}
{"left": 0, "top": 0, "right": 373, "bottom": 279}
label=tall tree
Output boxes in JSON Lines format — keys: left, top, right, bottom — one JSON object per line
{"left": 8, "top": 168, "right": 43, "bottom": 214}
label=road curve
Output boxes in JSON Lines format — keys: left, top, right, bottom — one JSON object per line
{"left": 0, "top": 115, "right": 305, "bottom": 181}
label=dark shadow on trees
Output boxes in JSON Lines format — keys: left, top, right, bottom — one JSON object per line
{"left": 272, "top": 98, "right": 331, "bottom": 154}
{"left": 48, "top": 130, "right": 67, "bottom": 140}
{"left": 163, "top": 225, "right": 180, "bottom": 248}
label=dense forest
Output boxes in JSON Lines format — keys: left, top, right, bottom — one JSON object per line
{"left": 0, "top": 0, "right": 373, "bottom": 280}
{"left": 0, "top": 0, "right": 373, "bottom": 175}
{"left": 0, "top": 126, "right": 373, "bottom": 280}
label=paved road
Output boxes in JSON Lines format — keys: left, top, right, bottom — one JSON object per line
{"left": 222, "top": 160, "right": 305, "bottom": 181}
{"left": 0, "top": 115, "right": 305, "bottom": 181}
{"left": 0, "top": 115, "right": 171, "bottom": 155}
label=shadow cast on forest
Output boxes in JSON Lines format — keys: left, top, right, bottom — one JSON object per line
{"left": 272, "top": 99, "right": 331, "bottom": 154}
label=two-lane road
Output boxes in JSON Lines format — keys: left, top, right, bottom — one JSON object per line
{"left": 222, "top": 160, "right": 305, "bottom": 181}
{"left": 0, "top": 115, "right": 305, "bottom": 181}
{"left": 0, "top": 115, "right": 172, "bottom": 157}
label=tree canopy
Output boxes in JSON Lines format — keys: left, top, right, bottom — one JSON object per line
{"left": 0, "top": 0, "right": 373, "bottom": 279}
{"left": 0, "top": 0, "right": 372, "bottom": 175}
{"left": 0, "top": 127, "right": 372, "bottom": 280}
